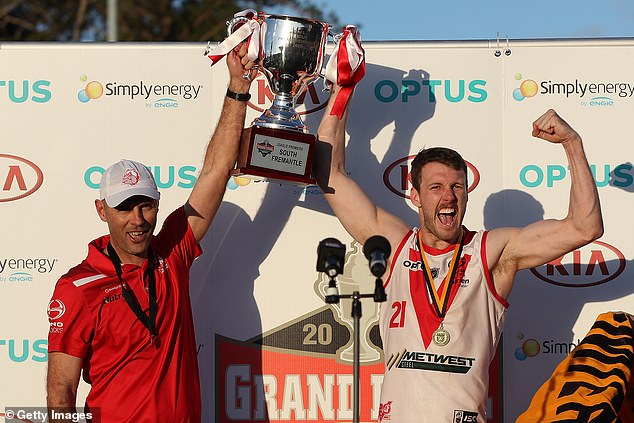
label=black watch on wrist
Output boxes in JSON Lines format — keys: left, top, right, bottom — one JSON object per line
{"left": 226, "top": 89, "right": 251, "bottom": 102}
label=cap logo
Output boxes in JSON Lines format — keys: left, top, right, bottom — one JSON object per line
{"left": 121, "top": 168, "right": 140, "bottom": 186}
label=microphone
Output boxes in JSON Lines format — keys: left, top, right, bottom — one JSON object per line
{"left": 363, "top": 235, "right": 391, "bottom": 278}
{"left": 317, "top": 238, "right": 346, "bottom": 304}
{"left": 316, "top": 238, "right": 346, "bottom": 278}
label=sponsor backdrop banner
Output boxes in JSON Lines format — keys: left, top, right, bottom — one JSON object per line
{"left": 0, "top": 40, "right": 631, "bottom": 423}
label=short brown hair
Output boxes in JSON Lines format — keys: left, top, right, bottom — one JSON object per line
{"left": 410, "top": 147, "right": 468, "bottom": 192}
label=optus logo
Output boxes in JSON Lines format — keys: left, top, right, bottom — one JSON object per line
{"left": 0, "top": 154, "right": 44, "bottom": 202}
{"left": 77, "top": 75, "right": 103, "bottom": 103}
{"left": 85, "top": 164, "right": 198, "bottom": 190}
{"left": 530, "top": 240, "right": 625, "bottom": 287}
{"left": 375, "top": 79, "right": 487, "bottom": 103}
{"left": 383, "top": 155, "right": 480, "bottom": 199}
{"left": 247, "top": 72, "right": 329, "bottom": 115}
{"left": 520, "top": 163, "right": 633, "bottom": 189}
{"left": 0, "top": 338, "right": 47, "bottom": 362}
{"left": 0, "top": 79, "right": 51, "bottom": 103}
{"left": 512, "top": 73, "right": 538, "bottom": 101}
{"left": 86, "top": 164, "right": 251, "bottom": 191}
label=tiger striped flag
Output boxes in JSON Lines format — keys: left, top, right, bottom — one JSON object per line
{"left": 517, "top": 311, "right": 634, "bottom": 422}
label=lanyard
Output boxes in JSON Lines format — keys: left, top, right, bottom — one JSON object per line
{"left": 106, "top": 243, "right": 159, "bottom": 347}
{"left": 417, "top": 230, "right": 465, "bottom": 320}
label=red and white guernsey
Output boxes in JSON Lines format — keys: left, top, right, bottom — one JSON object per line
{"left": 378, "top": 228, "right": 508, "bottom": 423}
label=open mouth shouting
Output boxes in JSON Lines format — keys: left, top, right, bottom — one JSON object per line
{"left": 438, "top": 207, "right": 457, "bottom": 227}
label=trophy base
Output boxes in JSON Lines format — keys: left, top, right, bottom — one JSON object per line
{"left": 233, "top": 126, "right": 317, "bottom": 187}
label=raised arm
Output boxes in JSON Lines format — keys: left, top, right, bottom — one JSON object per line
{"left": 488, "top": 109, "right": 604, "bottom": 298}
{"left": 185, "top": 44, "right": 257, "bottom": 242}
{"left": 47, "top": 352, "right": 83, "bottom": 422}
{"left": 315, "top": 84, "right": 409, "bottom": 254}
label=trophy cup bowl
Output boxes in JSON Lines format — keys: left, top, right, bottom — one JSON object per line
{"left": 229, "top": 13, "right": 330, "bottom": 185}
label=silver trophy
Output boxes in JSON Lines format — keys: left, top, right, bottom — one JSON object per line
{"left": 228, "top": 13, "right": 330, "bottom": 185}
{"left": 229, "top": 13, "right": 330, "bottom": 132}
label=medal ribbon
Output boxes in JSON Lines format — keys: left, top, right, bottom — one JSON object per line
{"left": 107, "top": 243, "right": 159, "bottom": 346}
{"left": 417, "top": 229, "right": 465, "bottom": 320}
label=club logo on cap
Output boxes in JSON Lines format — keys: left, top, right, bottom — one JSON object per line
{"left": 122, "top": 168, "right": 141, "bottom": 186}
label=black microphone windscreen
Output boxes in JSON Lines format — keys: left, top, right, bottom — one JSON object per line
{"left": 363, "top": 235, "right": 391, "bottom": 259}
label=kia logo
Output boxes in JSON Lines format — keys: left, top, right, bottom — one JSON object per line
{"left": 47, "top": 299, "right": 66, "bottom": 320}
{"left": 247, "top": 73, "right": 329, "bottom": 115}
{"left": 530, "top": 240, "right": 626, "bottom": 287}
{"left": 0, "top": 154, "right": 44, "bottom": 202}
{"left": 383, "top": 155, "right": 481, "bottom": 199}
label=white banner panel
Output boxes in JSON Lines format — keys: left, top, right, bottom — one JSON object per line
{"left": 0, "top": 39, "right": 631, "bottom": 423}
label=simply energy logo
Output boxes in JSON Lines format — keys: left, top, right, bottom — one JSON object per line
{"left": 0, "top": 257, "right": 58, "bottom": 283}
{"left": 77, "top": 74, "right": 202, "bottom": 108}
{"left": 512, "top": 74, "right": 539, "bottom": 101}
{"left": 513, "top": 72, "right": 634, "bottom": 107}
{"left": 514, "top": 332, "right": 582, "bottom": 361}
{"left": 375, "top": 78, "right": 488, "bottom": 103}
{"left": 0, "top": 79, "right": 51, "bottom": 103}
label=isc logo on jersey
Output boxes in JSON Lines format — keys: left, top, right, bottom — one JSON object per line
{"left": 454, "top": 410, "right": 478, "bottom": 423}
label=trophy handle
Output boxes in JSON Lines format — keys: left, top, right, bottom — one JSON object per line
{"left": 226, "top": 14, "right": 261, "bottom": 81}
{"left": 226, "top": 15, "right": 250, "bottom": 37}
{"left": 319, "top": 29, "right": 337, "bottom": 91}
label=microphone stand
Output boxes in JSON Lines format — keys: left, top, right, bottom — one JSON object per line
{"left": 327, "top": 276, "right": 386, "bottom": 423}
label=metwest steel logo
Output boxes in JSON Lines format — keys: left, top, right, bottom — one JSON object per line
{"left": 383, "top": 155, "right": 481, "bottom": 199}
{"left": 530, "top": 240, "right": 625, "bottom": 287}
{"left": 0, "top": 154, "right": 44, "bottom": 202}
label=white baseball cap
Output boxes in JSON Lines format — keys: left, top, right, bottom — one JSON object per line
{"left": 99, "top": 159, "right": 160, "bottom": 207}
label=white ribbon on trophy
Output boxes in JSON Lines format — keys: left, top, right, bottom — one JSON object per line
{"left": 204, "top": 9, "right": 263, "bottom": 67}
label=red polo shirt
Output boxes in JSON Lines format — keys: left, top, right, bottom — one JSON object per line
{"left": 48, "top": 207, "right": 202, "bottom": 422}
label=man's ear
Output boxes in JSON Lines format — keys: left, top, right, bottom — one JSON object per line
{"left": 95, "top": 199, "right": 107, "bottom": 222}
{"left": 410, "top": 188, "right": 421, "bottom": 208}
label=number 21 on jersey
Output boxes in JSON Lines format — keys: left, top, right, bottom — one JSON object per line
{"left": 389, "top": 301, "right": 407, "bottom": 328}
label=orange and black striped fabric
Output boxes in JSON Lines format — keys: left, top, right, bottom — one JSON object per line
{"left": 517, "top": 311, "right": 633, "bottom": 423}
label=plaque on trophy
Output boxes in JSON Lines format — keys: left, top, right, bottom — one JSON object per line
{"left": 228, "top": 13, "right": 330, "bottom": 186}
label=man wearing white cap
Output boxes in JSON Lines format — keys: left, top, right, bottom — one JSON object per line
{"left": 46, "top": 45, "right": 257, "bottom": 422}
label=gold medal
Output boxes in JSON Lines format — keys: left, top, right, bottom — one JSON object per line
{"left": 432, "top": 324, "right": 450, "bottom": 347}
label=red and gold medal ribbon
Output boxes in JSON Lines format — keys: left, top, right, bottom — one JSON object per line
{"left": 417, "top": 229, "right": 465, "bottom": 320}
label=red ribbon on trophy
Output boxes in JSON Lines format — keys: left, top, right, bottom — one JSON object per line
{"left": 325, "top": 25, "right": 366, "bottom": 119}
{"left": 205, "top": 9, "right": 263, "bottom": 65}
